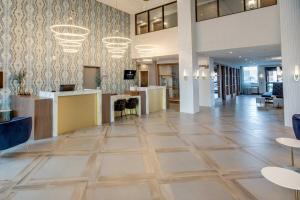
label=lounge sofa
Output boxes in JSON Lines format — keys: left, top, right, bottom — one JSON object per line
{"left": 0, "top": 117, "right": 32, "bottom": 151}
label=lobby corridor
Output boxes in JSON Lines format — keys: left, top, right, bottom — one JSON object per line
{"left": 0, "top": 96, "right": 296, "bottom": 200}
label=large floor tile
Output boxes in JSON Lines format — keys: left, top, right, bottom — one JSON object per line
{"left": 109, "top": 125, "right": 139, "bottom": 136}
{"left": 99, "top": 153, "right": 146, "bottom": 177}
{"left": 205, "top": 149, "right": 267, "bottom": 173}
{"left": 60, "top": 137, "right": 99, "bottom": 151}
{"left": 143, "top": 124, "right": 176, "bottom": 134}
{"left": 30, "top": 155, "right": 89, "bottom": 180}
{"left": 9, "top": 185, "right": 76, "bottom": 200}
{"left": 157, "top": 151, "right": 211, "bottom": 173}
{"left": 148, "top": 136, "right": 187, "bottom": 149}
{"left": 184, "top": 135, "right": 235, "bottom": 149}
{"left": 162, "top": 179, "right": 235, "bottom": 200}
{"left": 86, "top": 183, "right": 154, "bottom": 200}
{"left": 0, "top": 157, "right": 34, "bottom": 181}
{"left": 103, "top": 137, "right": 141, "bottom": 151}
{"left": 236, "top": 177, "right": 293, "bottom": 200}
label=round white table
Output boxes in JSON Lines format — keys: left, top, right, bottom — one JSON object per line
{"left": 262, "top": 167, "right": 300, "bottom": 200}
{"left": 276, "top": 138, "right": 300, "bottom": 167}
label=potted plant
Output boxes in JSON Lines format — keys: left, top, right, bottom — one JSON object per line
{"left": 95, "top": 72, "right": 101, "bottom": 90}
{"left": 10, "top": 69, "right": 29, "bottom": 95}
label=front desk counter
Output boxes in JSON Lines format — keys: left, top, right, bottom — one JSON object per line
{"left": 39, "top": 90, "right": 102, "bottom": 136}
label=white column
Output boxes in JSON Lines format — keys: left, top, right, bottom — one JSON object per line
{"left": 177, "top": 0, "right": 199, "bottom": 114}
{"left": 279, "top": 0, "right": 300, "bottom": 127}
{"left": 198, "top": 56, "right": 215, "bottom": 107}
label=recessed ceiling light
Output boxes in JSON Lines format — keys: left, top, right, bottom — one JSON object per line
{"left": 229, "top": 51, "right": 233, "bottom": 54}
{"left": 239, "top": 56, "right": 242, "bottom": 58}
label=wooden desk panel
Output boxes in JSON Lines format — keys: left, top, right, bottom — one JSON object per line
{"left": 11, "top": 95, "right": 53, "bottom": 140}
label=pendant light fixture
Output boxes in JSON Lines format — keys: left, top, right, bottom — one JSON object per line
{"left": 50, "top": 10, "right": 90, "bottom": 54}
{"left": 102, "top": 0, "right": 132, "bottom": 59}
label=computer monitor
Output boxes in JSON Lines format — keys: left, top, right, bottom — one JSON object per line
{"left": 59, "top": 84, "right": 75, "bottom": 92}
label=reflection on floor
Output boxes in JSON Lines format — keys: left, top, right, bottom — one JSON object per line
{"left": 0, "top": 96, "right": 296, "bottom": 200}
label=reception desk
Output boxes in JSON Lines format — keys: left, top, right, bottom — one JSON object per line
{"left": 39, "top": 90, "right": 101, "bottom": 136}
{"left": 130, "top": 86, "right": 166, "bottom": 114}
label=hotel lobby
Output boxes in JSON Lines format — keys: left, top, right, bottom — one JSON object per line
{"left": 0, "top": 0, "right": 300, "bottom": 200}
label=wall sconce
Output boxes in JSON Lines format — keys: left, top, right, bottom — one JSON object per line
{"left": 183, "top": 69, "right": 188, "bottom": 79}
{"left": 201, "top": 70, "right": 207, "bottom": 79}
{"left": 193, "top": 69, "right": 200, "bottom": 80}
{"left": 259, "top": 73, "right": 264, "bottom": 79}
{"left": 295, "top": 65, "right": 300, "bottom": 81}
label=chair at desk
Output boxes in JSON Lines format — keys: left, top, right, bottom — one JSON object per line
{"left": 114, "top": 99, "right": 126, "bottom": 118}
{"left": 126, "top": 98, "right": 139, "bottom": 115}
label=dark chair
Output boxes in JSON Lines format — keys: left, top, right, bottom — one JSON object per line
{"left": 125, "top": 98, "right": 139, "bottom": 115}
{"left": 0, "top": 117, "right": 32, "bottom": 151}
{"left": 293, "top": 114, "right": 300, "bottom": 140}
{"left": 114, "top": 99, "right": 126, "bottom": 117}
{"left": 272, "top": 82, "right": 283, "bottom": 98}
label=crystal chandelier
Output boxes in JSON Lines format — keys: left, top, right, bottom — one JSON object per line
{"left": 102, "top": 0, "right": 132, "bottom": 59}
{"left": 50, "top": 11, "right": 90, "bottom": 54}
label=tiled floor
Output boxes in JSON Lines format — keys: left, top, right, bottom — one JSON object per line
{"left": 0, "top": 96, "right": 298, "bottom": 200}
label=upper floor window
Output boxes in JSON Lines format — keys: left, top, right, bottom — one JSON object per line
{"left": 196, "top": 0, "right": 277, "bottom": 22}
{"left": 135, "top": 1, "right": 178, "bottom": 35}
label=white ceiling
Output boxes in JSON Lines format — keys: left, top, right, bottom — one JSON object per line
{"left": 200, "top": 44, "right": 282, "bottom": 67}
{"left": 96, "top": 0, "right": 175, "bottom": 14}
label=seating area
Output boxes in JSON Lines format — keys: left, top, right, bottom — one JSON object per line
{"left": 257, "top": 82, "right": 284, "bottom": 108}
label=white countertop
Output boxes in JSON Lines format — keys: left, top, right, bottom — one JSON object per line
{"left": 39, "top": 89, "right": 101, "bottom": 99}
{"left": 130, "top": 86, "right": 166, "bottom": 91}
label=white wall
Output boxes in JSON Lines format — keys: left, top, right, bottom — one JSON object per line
{"left": 196, "top": 5, "right": 281, "bottom": 52}
{"left": 130, "top": 14, "right": 179, "bottom": 59}
{"left": 130, "top": 5, "right": 280, "bottom": 58}
{"left": 198, "top": 57, "right": 214, "bottom": 107}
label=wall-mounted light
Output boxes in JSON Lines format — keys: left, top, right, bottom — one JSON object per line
{"left": 277, "top": 66, "right": 283, "bottom": 76}
{"left": 183, "top": 69, "right": 188, "bottom": 79}
{"left": 259, "top": 73, "right": 264, "bottom": 79}
{"left": 201, "top": 70, "right": 207, "bottom": 79}
{"left": 295, "top": 65, "right": 300, "bottom": 81}
{"left": 193, "top": 69, "right": 200, "bottom": 80}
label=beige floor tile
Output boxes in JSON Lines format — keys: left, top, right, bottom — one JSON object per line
{"left": 109, "top": 125, "right": 139, "bottom": 136}
{"left": 148, "top": 136, "right": 187, "bottom": 149}
{"left": 162, "top": 179, "right": 235, "bottom": 200}
{"left": 225, "top": 134, "right": 271, "bottom": 147}
{"left": 157, "top": 151, "right": 211, "bottom": 173}
{"left": 99, "top": 153, "right": 145, "bottom": 177}
{"left": 9, "top": 186, "right": 76, "bottom": 200}
{"left": 60, "top": 137, "right": 99, "bottom": 151}
{"left": 143, "top": 124, "right": 175, "bottom": 134}
{"left": 236, "top": 177, "right": 294, "bottom": 200}
{"left": 184, "top": 135, "right": 235, "bottom": 149}
{"left": 0, "top": 157, "right": 34, "bottom": 181}
{"left": 30, "top": 155, "right": 89, "bottom": 180}
{"left": 103, "top": 137, "right": 141, "bottom": 151}
{"left": 205, "top": 149, "right": 267, "bottom": 172}
{"left": 86, "top": 183, "right": 153, "bottom": 200}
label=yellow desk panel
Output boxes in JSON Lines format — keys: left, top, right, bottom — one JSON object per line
{"left": 149, "top": 89, "right": 163, "bottom": 113}
{"left": 58, "top": 94, "right": 98, "bottom": 135}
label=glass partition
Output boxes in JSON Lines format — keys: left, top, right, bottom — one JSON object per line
{"left": 219, "top": 0, "right": 244, "bottom": 16}
{"left": 149, "top": 7, "right": 163, "bottom": 32}
{"left": 135, "top": 2, "right": 177, "bottom": 35}
{"left": 196, "top": 0, "right": 277, "bottom": 22}
{"left": 196, "top": 0, "right": 218, "bottom": 21}
{"left": 164, "top": 3, "right": 178, "bottom": 29}
{"left": 136, "top": 12, "right": 148, "bottom": 35}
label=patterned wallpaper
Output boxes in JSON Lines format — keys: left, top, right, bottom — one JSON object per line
{"left": 0, "top": 0, "right": 135, "bottom": 107}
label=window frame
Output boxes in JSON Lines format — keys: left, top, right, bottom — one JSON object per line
{"left": 196, "top": 0, "right": 277, "bottom": 22}
{"left": 135, "top": 1, "right": 177, "bottom": 35}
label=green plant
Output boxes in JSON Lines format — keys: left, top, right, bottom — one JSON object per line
{"left": 95, "top": 72, "right": 101, "bottom": 88}
{"left": 11, "top": 69, "right": 27, "bottom": 94}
